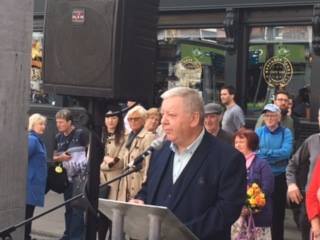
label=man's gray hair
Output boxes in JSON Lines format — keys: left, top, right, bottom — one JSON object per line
{"left": 127, "top": 105, "right": 147, "bottom": 119}
{"left": 161, "top": 87, "right": 204, "bottom": 123}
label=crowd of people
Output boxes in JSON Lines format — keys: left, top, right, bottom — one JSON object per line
{"left": 25, "top": 85, "right": 320, "bottom": 240}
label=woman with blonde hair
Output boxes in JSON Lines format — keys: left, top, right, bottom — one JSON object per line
{"left": 25, "top": 113, "right": 47, "bottom": 240}
{"left": 144, "top": 107, "right": 161, "bottom": 134}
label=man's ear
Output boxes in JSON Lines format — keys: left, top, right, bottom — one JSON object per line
{"left": 190, "top": 112, "right": 201, "bottom": 127}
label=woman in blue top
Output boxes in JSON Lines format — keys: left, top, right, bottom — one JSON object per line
{"left": 231, "top": 128, "right": 274, "bottom": 240}
{"left": 25, "top": 113, "right": 47, "bottom": 240}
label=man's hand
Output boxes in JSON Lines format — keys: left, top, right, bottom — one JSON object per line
{"left": 311, "top": 218, "right": 320, "bottom": 239}
{"left": 53, "top": 152, "right": 72, "bottom": 162}
{"left": 103, "top": 156, "right": 114, "bottom": 164}
{"left": 287, "top": 184, "right": 303, "bottom": 204}
{"left": 129, "top": 199, "right": 144, "bottom": 205}
{"left": 241, "top": 207, "right": 249, "bottom": 217}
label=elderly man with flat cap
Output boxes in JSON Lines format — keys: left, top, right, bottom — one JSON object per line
{"left": 204, "top": 102, "right": 233, "bottom": 144}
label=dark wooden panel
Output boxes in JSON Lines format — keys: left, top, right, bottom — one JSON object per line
{"left": 159, "top": 11, "right": 225, "bottom": 28}
{"left": 159, "top": 0, "right": 318, "bottom": 11}
{"left": 243, "top": 6, "right": 313, "bottom": 25}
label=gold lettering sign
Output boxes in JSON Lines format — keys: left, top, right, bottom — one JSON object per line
{"left": 263, "top": 56, "right": 293, "bottom": 88}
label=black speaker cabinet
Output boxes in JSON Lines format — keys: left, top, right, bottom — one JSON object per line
{"left": 43, "top": 0, "right": 159, "bottom": 103}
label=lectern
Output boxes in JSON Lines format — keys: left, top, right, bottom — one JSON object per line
{"left": 98, "top": 199, "right": 199, "bottom": 240}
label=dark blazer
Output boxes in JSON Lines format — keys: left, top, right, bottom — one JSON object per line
{"left": 137, "top": 131, "right": 246, "bottom": 240}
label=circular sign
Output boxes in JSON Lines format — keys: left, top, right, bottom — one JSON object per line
{"left": 263, "top": 56, "right": 293, "bottom": 87}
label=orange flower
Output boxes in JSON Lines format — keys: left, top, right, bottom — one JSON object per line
{"left": 246, "top": 182, "right": 266, "bottom": 213}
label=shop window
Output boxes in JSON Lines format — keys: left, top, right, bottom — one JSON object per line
{"left": 246, "top": 26, "right": 312, "bottom": 115}
{"left": 155, "top": 28, "right": 226, "bottom": 105}
{"left": 31, "top": 32, "right": 49, "bottom": 104}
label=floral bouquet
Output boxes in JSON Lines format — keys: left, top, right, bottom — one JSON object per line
{"left": 246, "top": 182, "right": 266, "bottom": 213}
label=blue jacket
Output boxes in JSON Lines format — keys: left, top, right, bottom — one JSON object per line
{"left": 27, "top": 131, "right": 47, "bottom": 207}
{"left": 137, "top": 131, "right": 247, "bottom": 240}
{"left": 247, "top": 156, "right": 274, "bottom": 227}
{"left": 255, "top": 126, "right": 293, "bottom": 176}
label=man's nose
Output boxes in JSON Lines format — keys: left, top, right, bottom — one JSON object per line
{"left": 161, "top": 116, "right": 167, "bottom": 124}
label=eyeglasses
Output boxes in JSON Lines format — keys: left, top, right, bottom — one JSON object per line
{"left": 264, "top": 114, "right": 278, "bottom": 118}
{"left": 128, "top": 117, "right": 142, "bottom": 122}
{"left": 275, "top": 98, "right": 288, "bottom": 102}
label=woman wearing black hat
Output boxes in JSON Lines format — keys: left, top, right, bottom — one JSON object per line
{"left": 100, "top": 107, "right": 127, "bottom": 200}
{"left": 99, "top": 106, "right": 127, "bottom": 240}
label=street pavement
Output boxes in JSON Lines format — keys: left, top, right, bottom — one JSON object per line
{"left": 32, "top": 191, "right": 64, "bottom": 239}
{"left": 32, "top": 191, "right": 302, "bottom": 240}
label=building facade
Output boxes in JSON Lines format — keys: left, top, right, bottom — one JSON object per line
{"left": 32, "top": 0, "right": 320, "bottom": 120}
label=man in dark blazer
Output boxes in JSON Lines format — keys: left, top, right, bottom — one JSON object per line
{"left": 131, "top": 87, "right": 246, "bottom": 240}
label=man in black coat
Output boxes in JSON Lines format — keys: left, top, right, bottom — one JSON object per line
{"left": 131, "top": 87, "right": 246, "bottom": 240}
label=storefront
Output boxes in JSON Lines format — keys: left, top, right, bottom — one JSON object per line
{"left": 32, "top": 0, "right": 320, "bottom": 120}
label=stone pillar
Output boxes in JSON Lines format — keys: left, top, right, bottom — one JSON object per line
{"left": 0, "top": 0, "right": 33, "bottom": 238}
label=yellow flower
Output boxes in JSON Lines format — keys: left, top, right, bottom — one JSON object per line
{"left": 249, "top": 198, "right": 256, "bottom": 207}
{"left": 247, "top": 188, "right": 254, "bottom": 196}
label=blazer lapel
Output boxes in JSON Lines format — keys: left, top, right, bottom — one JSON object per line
{"left": 170, "top": 132, "right": 212, "bottom": 210}
{"left": 148, "top": 143, "right": 172, "bottom": 203}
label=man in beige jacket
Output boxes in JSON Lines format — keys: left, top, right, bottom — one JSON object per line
{"left": 123, "top": 105, "right": 155, "bottom": 200}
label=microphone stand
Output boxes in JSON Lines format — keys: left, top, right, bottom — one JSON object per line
{"left": 0, "top": 164, "right": 143, "bottom": 240}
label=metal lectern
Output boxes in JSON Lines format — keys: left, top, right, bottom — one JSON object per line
{"left": 98, "top": 199, "right": 199, "bottom": 240}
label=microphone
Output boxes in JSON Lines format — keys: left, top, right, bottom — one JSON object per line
{"left": 125, "top": 137, "right": 164, "bottom": 170}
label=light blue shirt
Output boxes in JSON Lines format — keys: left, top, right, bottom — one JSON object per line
{"left": 170, "top": 129, "right": 205, "bottom": 183}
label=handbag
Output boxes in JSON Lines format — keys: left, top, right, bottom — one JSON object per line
{"left": 231, "top": 213, "right": 257, "bottom": 240}
{"left": 46, "top": 162, "right": 69, "bottom": 194}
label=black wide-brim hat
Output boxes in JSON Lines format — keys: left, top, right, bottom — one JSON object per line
{"left": 105, "top": 105, "right": 123, "bottom": 117}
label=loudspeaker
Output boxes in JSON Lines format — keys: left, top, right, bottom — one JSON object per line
{"left": 43, "top": 0, "right": 159, "bottom": 103}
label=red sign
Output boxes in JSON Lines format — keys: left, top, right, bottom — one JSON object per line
{"left": 72, "top": 9, "right": 85, "bottom": 24}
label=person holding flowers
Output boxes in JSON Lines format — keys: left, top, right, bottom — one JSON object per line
{"left": 232, "top": 128, "right": 274, "bottom": 239}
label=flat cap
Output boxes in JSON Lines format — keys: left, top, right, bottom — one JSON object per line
{"left": 204, "top": 103, "right": 223, "bottom": 115}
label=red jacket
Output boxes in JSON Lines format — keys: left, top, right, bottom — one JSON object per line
{"left": 306, "top": 157, "right": 320, "bottom": 220}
